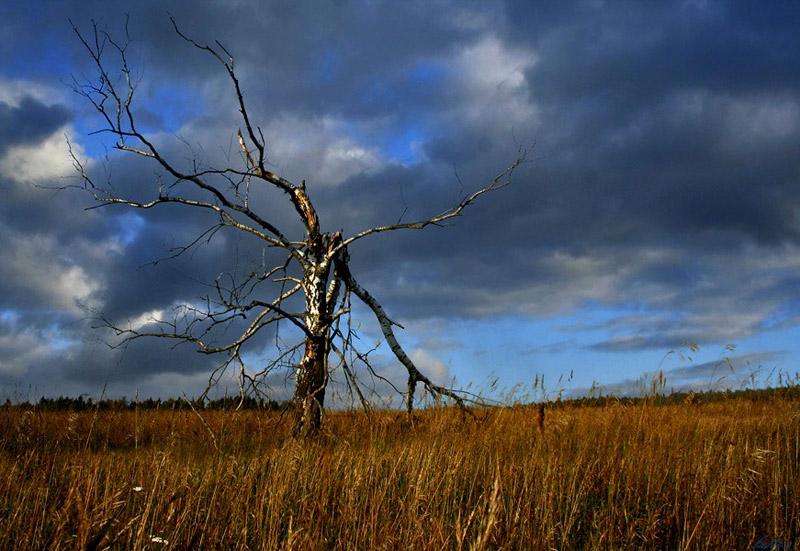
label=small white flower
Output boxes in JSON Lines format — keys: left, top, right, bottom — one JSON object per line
{"left": 132, "top": 486, "right": 143, "bottom": 492}
{"left": 150, "top": 536, "right": 168, "bottom": 544}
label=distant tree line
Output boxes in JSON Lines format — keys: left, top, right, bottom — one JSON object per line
{"left": 528, "top": 386, "right": 800, "bottom": 410}
{"left": 2, "top": 385, "right": 798, "bottom": 412}
{"left": 1, "top": 395, "right": 291, "bottom": 412}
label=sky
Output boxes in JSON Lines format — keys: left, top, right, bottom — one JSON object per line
{"left": 1, "top": 0, "right": 799, "bottom": 404}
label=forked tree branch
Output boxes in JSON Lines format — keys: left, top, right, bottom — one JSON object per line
{"left": 68, "top": 19, "right": 306, "bottom": 265}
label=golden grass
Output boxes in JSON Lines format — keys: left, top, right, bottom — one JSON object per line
{"left": 0, "top": 397, "right": 797, "bottom": 550}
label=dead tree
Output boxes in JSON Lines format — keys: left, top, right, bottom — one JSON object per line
{"left": 67, "top": 18, "right": 528, "bottom": 437}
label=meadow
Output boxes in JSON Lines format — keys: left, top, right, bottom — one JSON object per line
{"left": 0, "top": 392, "right": 797, "bottom": 550}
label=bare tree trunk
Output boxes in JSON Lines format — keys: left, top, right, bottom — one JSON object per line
{"left": 293, "top": 334, "right": 328, "bottom": 437}
{"left": 292, "top": 261, "right": 332, "bottom": 437}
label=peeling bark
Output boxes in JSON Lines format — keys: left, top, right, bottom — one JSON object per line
{"left": 292, "top": 255, "right": 333, "bottom": 436}
{"left": 292, "top": 333, "right": 328, "bottom": 437}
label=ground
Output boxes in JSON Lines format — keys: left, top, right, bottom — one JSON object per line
{"left": 0, "top": 393, "right": 797, "bottom": 549}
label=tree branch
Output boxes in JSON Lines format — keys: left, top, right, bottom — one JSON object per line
{"left": 334, "top": 246, "right": 475, "bottom": 415}
{"left": 338, "top": 147, "right": 529, "bottom": 253}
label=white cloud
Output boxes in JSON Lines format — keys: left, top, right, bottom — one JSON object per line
{"left": 457, "top": 36, "right": 536, "bottom": 93}
{"left": 127, "top": 309, "right": 168, "bottom": 331}
{"left": 409, "top": 348, "right": 450, "bottom": 385}
{"left": 0, "top": 127, "right": 80, "bottom": 187}
{"left": 3, "top": 232, "right": 102, "bottom": 312}
{"left": 182, "top": 114, "right": 385, "bottom": 188}
{"left": 0, "top": 77, "right": 65, "bottom": 108}
{"left": 451, "top": 36, "right": 539, "bottom": 124}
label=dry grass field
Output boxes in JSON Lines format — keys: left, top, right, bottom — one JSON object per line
{"left": 0, "top": 395, "right": 797, "bottom": 550}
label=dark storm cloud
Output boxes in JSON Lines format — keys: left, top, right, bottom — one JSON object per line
{"left": 2, "top": 0, "right": 800, "bottom": 399}
{"left": 327, "top": 1, "right": 800, "bottom": 332}
{"left": 4, "top": 0, "right": 493, "bottom": 124}
{"left": 0, "top": 97, "right": 71, "bottom": 156}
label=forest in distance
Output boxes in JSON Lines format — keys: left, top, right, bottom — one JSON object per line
{"left": 3, "top": 383, "right": 800, "bottom": 412}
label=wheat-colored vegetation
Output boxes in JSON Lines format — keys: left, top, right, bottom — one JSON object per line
{"left": 0, "top": 393, "right": 797, "bottom": 550}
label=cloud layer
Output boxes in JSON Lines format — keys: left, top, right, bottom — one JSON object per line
{"left": 1, "top": 1, "right": 799, "bottom": 399}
